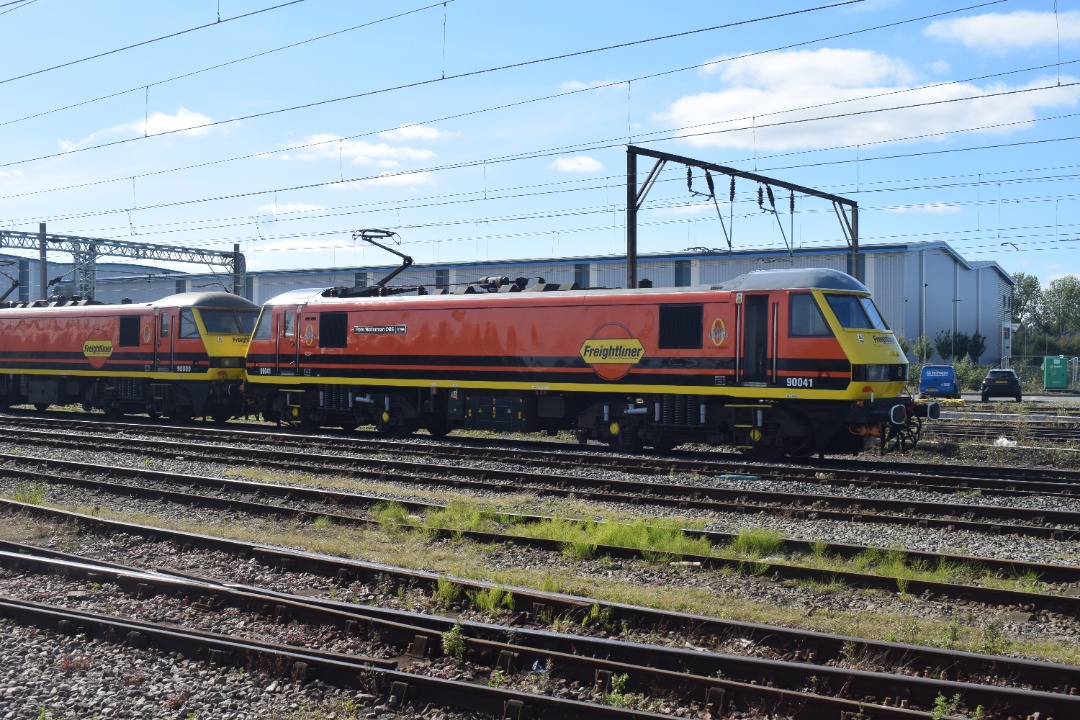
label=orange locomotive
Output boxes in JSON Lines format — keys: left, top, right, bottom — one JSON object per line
{"left": 0, "top": 292, "right": 259, "bottom": 421}
{"left": 245, "top": 268, "right": 931, "bottom": 457}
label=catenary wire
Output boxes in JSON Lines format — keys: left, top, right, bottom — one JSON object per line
{"left": 0, "top": 0, "right": 306, "bottom": 87}
{"left": 0, "top": 0, "right": 1005, "bottom": 189}
{"left": 0, "top": 0, "right": 456, "bottom": 130}
{"left": 0, "top": 1, "right": 870, "bottom": 169}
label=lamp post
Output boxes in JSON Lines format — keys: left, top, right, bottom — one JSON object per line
{"left": 951, "top": 298, "right": 961, "bottom": 362}
{"left": 922, "top": 283, "right": 928, "bottom": 363}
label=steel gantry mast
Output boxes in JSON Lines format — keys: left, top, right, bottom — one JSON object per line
{"left": 625, "top": 145, "right": 860, "bottom": 288}
{"left": 0, "top": 224, "right": 246, "bottom": 300}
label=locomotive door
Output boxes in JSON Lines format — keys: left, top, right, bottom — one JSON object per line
{"left": 275, "top": 306, "right": 299, "bottom": 374}
{"left": 740, "top": 295, "right": 769, "bottom": 384}
{"left": 154, "top": 310, "right": 174, "bottom": 371}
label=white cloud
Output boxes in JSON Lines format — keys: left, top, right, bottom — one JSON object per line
{"left": 60, "top": 107, "right": 212, "bottom": 151}
{"left": 561, "top": 79, "right": 624, "bottom": 93}
{"left": 549, "top": 156, "right": 603, "bottom": 173}
{"left": 254, "top": 203, "right": 325, "bottom": 215}
{"left": 653, "top": 48, "right": 1080, "bottom": 151}
{"left": 324, "top": 172, "right": 435, "bottom": 191}
{"left": 928, "top": 60, "right": 950, "bottom": 75}
{"left": 286, "top": 134, "right": 435, "bottom": 166}
{"left": 654, "top": 203, "right": 711, "bottom": 216}
{"left": 378, "top": 124, "right": 451, "bottom": 141}
{"left": 700, "top": 49, "right": 916, "bottom": 87}
{"left": 925, "top": 10, "right": 1080, "bottom": 51}
{"left": 882, "top": 202, "right": 962, "bottom": 214}
{"left": 365, "top": 172, "right": 436, "bottom": 187}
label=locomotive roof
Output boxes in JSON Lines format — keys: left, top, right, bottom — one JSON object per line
{"left": 711, "top": 268, "right": 869, "bottom": 293}
{"left": 146, "top": 291, "right": 258, "bottom": 309}
{"left": 259, "top": 268, "right": 868, "bottom": 307}
{"left": 0, "top": 290, "right": 257, "bottom": 312}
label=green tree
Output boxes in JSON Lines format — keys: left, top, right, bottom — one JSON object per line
{"left": 1042, "top": 275, "right": 1080, "bottom": 336}
{"left": 913, "top": 334, "right": 934, "bottom": 364}
{"left": 1011, "top": 272, "right": 1043, "bottom": 328}
{"left": 934, "top": 330, "right": 955, "bottom": 363}
{"left": 968, "top": 331, "right": 986, "bottom": 363}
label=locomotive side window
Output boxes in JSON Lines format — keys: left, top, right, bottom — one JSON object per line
{"left": 283, "top": 309, "right": 295, "bottom": 338}
{"left": 319, "top": 312, "right": 348, "bottom": 348}
{"left": 119, "top": 316, "right": 140, "bottom": 347}
{"left": 825, "top": 294, "right": 888, "bottom": 331}
{"left": 789, "top": 293, "right": 832, "bottom": 337}
{"left": 658, "top": 304, "right": 703, "bottom": 349}
{"left": 159, "top": 313, "right": 170, "bottom": 338}
{"left": 180, "top": 308, "right": 200, "bottom": 338}
{"left": 859, "top": 296, "right": 889, "bottom": 330}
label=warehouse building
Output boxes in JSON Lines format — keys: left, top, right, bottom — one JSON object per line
{"left": 1, "top": 239, "right": 1015, "bottom": 365}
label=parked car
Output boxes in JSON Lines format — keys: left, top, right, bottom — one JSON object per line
{"left": 919, "top": 364, "right": 959, "bottom": 399}
{"left": 981, "top": 368, "right": 1022, "bottom": 402}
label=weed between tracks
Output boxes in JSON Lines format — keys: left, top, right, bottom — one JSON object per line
{"left": 8, "top": 495, "right": 1075, "bottom": 668}
{"left": 1, "top": 446, "right": 1075, "bottom": 669}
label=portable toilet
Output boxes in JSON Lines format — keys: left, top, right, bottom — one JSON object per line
{"left": 1044, "top": 355, "right": 1069, "bottom": 391}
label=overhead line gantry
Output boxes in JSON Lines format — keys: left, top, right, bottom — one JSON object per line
{"left": 0, "top": 224, "right": 246, "bottom": 300}
{"left": 626, "top": 144, "right": 860, "bottom": 288}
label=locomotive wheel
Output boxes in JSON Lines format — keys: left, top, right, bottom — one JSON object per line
{"left": 379, "top": 421, "right": 416, "bottom": 438}
{"left": 168, "top": 388, "right": 194, "bottom": 423}
{"left": 745, "top": 444, "right": 786, "bottom": 461}
{"left": 170, "top": 407, "right": 194, "bottom": 423}
{"left": 608, "top": 424, "right": 642, "bottom": 453}
{"left": 425, "top": 417, "right": 450, "bottom": 438}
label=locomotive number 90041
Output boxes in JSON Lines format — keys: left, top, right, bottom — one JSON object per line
{"left": 786, "top": 377, "right": 814, "bottom": 388}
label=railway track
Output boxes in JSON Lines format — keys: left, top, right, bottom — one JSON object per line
{"left": 3, "top": 418, "right": 1080, "bottom": 544}
{"left": 2, "top": 451, "right": 1079, "bottom": 615}
{"left": 3, "top": 410, "right": 1080, "bottom": 717}
{"left": 1, "top": 507, "right": 1075, "bottom": 719}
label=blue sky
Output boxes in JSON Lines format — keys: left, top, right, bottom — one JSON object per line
{"left": 0, "top": 0, "right": 1078, "bottom": 287}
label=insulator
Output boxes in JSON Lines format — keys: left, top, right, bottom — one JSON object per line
{"left": 729, "top": 176, "right": 735, "bottom": 202}
{"left": 757, "top": 186, "right": 764, "bottom": 209}
{"left": 766, "top": 185, "right": 776, "bottom": 209}
{"left": 705, "top": 170, "right": 715, "bottom": 197}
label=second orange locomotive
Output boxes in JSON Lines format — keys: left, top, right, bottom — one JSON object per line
{"left": 245, "top": 268, "right": 923, "bottom": 457}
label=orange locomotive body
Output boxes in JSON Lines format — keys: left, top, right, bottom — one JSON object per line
{"left": 246, "top": 268, "right": 925, "bottom": 457}
{"left": 0, "top": 292, "right": 258, "bottom": 421}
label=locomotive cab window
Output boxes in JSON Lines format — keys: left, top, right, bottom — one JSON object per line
{"left": 658, "top": 304, "right": 703, "bottom": 349}
{"left": 119, "top": 316, "right": 140, "bottom": 347}
{"left": 252, "top": 310, "right": 272, "bottom": 341}
{"left": 789, "top": 293, "right": 832, "bottom": 337}
{"left": 159, "top": 313, "right": 170, "bottom": 338}
{"left": 825, "top": 294, "right": 889, "bottom": 331}
{"left": 283, "top": 309, "right": 295, "bottom": 338}
{"left": 180, "top": 308, "right": 200, "bottom": 338}
{"left": 201, "top": 309, "right": 259, "bottom": 335}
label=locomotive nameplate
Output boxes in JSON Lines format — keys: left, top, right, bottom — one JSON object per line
{"left": 353, "top": 325, "right": 407, "bottom": 335}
